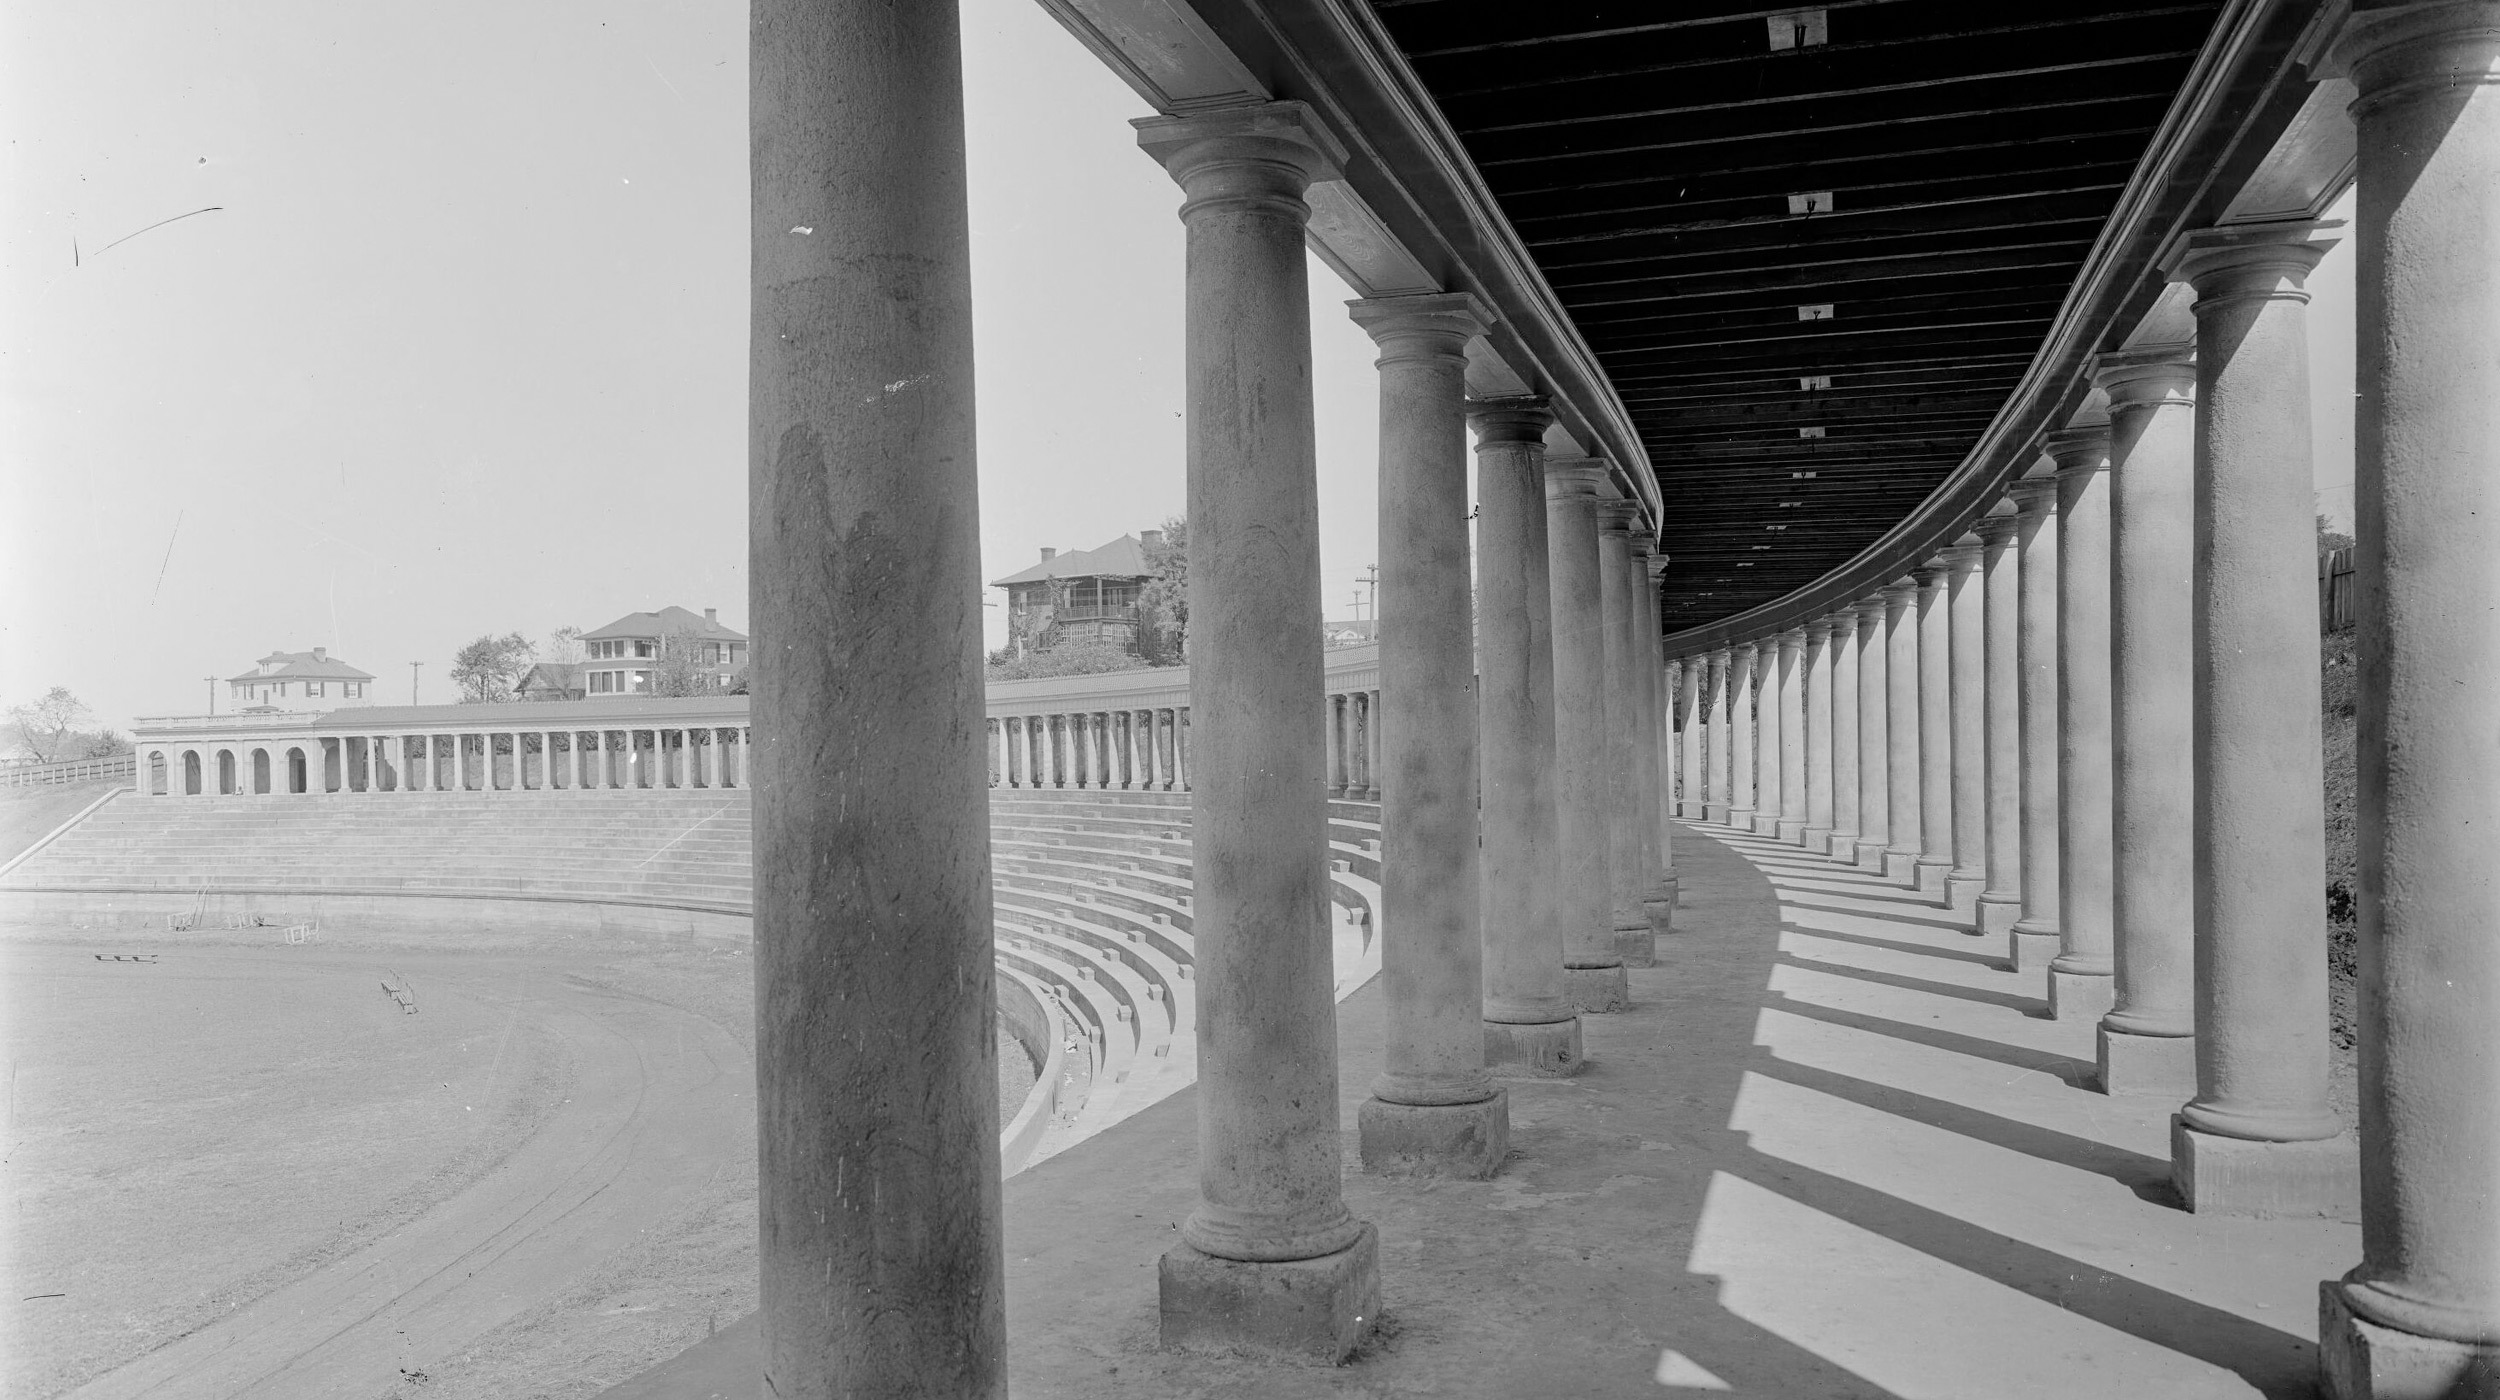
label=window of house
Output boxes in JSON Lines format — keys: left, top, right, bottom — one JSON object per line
{"left": 345, "top": 683, "right": 362, "bottom": 698}
{"left": 634, "top": 640, "right": 656, "bottom": 659}
{"left": 631, "top": 670, "right": 651, "bottom": 693}
{"left": 308, "top": 682, "right": 325, "bottom": 698}
{"left": 728, "top": 643, "right": 746, "bottom": 666}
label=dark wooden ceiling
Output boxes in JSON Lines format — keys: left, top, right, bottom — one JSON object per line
{"left": 1367, "top": 0, "right": 2223, "bottom": 631}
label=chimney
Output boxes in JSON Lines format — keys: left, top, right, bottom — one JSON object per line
{"left": 312, "top": 646, "right": 327, "bottom": 660}
{"left": 704, "top": 607, "right": 718, "bottom": 627}
{"left": 1040, "top": 547, "right": 1057, "bottom": 562}
{"left": 1141, "top": 529, "right": 1163, "bottom": 549}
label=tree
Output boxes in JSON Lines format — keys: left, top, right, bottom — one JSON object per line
{"left": 450, "top": 632, "right": 536, "bottom": 703}
{"left": 1136, "top": 515, "right": 1189, "bottom": 666}
{"left": 986, "top": 634, "right": 1148, "bottom": 682}
{"left": 8, "top": 687, "right": 93, "bottom": 762}
{"left": 2317, "top": 514, "right": 2355, "bottom": 557}
{"left": 651, "top": 625, "right": 716, "bottom": 697}
{"left": 545, "top": 625, "right": 586, "bottom": 665}
{"left": 84, "top": 730, "right": 132, "bottom": 758}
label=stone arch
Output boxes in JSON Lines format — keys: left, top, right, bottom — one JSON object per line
{"left": 183, "top": 749, "right": 203, "bottom": 796}
{"left": 250, "top": 748, "right": 271, "bottom": 795}
{"left": 145, "top": 750, "right": 167, "bottom": 796}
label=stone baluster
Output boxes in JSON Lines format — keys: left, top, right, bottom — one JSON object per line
{"left": 2318, "top": 6, "right": 2500, "bottom": 1384}
{"left": 1469, "top": 398, "right": 1581, "bottom": 1077}
{"left": 1137, "top": 99, "right": 1375, "bottom": 1358}
{"left": 2049, "top": 425, "right": 2117, "bottom": 1019}
{"left": 2094, "top": 345, "right": 2200, "bottom": 1094}
{"left": 1350, "top": 292, "right": 1507, "bottom": 1177}
{"left": 751, "top": 0, "right": 1005, "bottom": 1383}
{"left": 2168, "top": 219, "right": 2352, "bottom": 1213}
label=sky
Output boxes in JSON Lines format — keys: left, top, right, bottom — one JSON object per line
{"left": 1, "top": 1, "right": 2348, "bottom": 732}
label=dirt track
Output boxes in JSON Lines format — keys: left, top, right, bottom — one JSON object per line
{"left": 21, "top": 944, "right": 750, "bottom": 1400}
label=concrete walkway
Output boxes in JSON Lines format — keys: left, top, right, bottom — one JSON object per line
{"left": 605, "top": 821, "right": 2355, "bottom": 1398}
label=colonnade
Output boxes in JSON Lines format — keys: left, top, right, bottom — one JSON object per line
{"left": 135, "top": 725, "right": 752, "bottom": 796}
{"left": 990, "top": 709, "right": 1190, "bottom": 791}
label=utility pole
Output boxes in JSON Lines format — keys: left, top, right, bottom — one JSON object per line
{"left": 410, "top": 661, "right": 424, "bottom": 705}
{"left": 1357, "top": 564, "right": 1381, "bottom": 622}
{"left": 204, "top": 677, "right": 218, "bottom": 715}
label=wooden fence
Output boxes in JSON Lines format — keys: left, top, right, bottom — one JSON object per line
{"left": 2320, "top": 546, "right": 2356, "bottom": 633}
{"left": 1, "top": 753, "right": 138, "bottom": 789}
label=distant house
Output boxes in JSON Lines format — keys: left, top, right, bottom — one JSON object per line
{"left": 580, "top": 607, "right": 748, "bottom": 696}
{"left": 514, "top": 662, "right": 587, "bottom": 702}
{"left": 227, "top": 647, "right": 375, "bottom": 712}
{"left": 1323, "top": 617, "right": 1378, "bottom": 648}
{"left": 991, "top": 532, "right": 1159, "bottom": 657}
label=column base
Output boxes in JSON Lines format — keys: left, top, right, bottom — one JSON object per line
{"left": 1705, "top": 802, "right": 1732, "bottom": 825}
{"left": 1777, "top": 819, "right": 1808, "bottom": 844}
{"left": 2321, "top": 1282, "right": 2500, "bottom": 1400}
{"left": 1615, "top": 925, "right": 1655, "bottom": 968}
{"left": 2047, "top": 968, "right": 2115, "bottom": 1020}
{"left": 1159, "top": 1222, "right": 1382, "bottom": 1363}
{"left": 1802, "top": 826, "right": 1833, "bottom": 855}
{"left": 1564, "top": 964, "right": 1629, "bottom": 1013}
{"left": 1944, "top": 874, "right": 1985, "bottom": 919}
{"left": 1726, "top": 805, "right": 1755, "bottom": 831}
{"left": 1854, "top": 839, "right": 1889, "bottom": 870}
{"left": 1642, "top": 894, "right": 1675, "bottom": 942}
{"left": 1913, "top": 858, "right": 1951, "bottom": 897}
{"left": 1752, "top": 814, "right": 1782, "bottom": 838}
{"left": 1976, "top": 895, "right": 2023, "bottom": 938}
{"left": 2095, "top": 1026, "right": 2197, "bottom": 1097}
{"left": 1483, "top": 1017, "right": 1585, "bottom": 1078}
{"left": 1679, "top": 801, "right": 1706, "bottom": 820}
{"left": 1882, "top": 851, "right": 1920, "bottom": 884}
{"left": 1358, "top": 1090, "right": 1509, "bottom": 1179}
{"left": 2170, "top": 1117, "right": 2360, "bottom": 1219}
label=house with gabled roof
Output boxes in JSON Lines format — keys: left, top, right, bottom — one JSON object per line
{"left": 227, "top": 647, "right": 376, "bottom": 712}
{"left": 989, "top": 532, "right": 1161, "bottom": 658}
{"left": 579, "top": 606, "right": 748, "bottom": 696}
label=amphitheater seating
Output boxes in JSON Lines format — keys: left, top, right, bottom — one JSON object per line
{"left": 0, "top": 784, "right": 1386, "bottom": 1160}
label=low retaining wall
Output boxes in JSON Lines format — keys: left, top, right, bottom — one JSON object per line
{"left": 996, "top": 968, "right": 1066, "bottom": 1177}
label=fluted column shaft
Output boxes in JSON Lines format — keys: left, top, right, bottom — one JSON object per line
{"left": 1351, "top": 294, "right": 1505, "bottom": 1173}
{"left": 1546, "top": 460, "right": 1628, "bottom": 1011}
{"left": 1137, "top": 103, "right": 1373, "bottom": 1318}
{"left": 2097, "top": 346, "right": 2201, "bottom": 1093}
{"left": 2324, "top": 2, "right": 2500, "bottom": 1368}
{"left": 752, "top": 0, "right": 1003, "bottom": 1383}
{"left": 2169, "top": 222, "right": 2344, "bottom": 1204}
{"left": 1975, "top": 515, "right": 2025, "bottom": 936}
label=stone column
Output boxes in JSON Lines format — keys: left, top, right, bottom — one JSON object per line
{"left": 1545, "top": 458, "right": 1628, "bottom": 1012}
{"left": 1597, "top": 502, "right": 1654, "bottom": 966}
{"left": 1827, "top": 610, "right": 1860, "bottom": 861}
{"left": 1882, "top": 580, "right": 1922, "bottom": 882}
{"left": 1974, "top": 514, "right": 2025, "bottom": 939}
{"left": 1678, "top": 656, "right": 1705, "bottom": 820}
{"left": 2166, "top": 220, "right": 2352, "bottom": 1214}
{"left": 1726, "top": 641, "right": 1757, "bottom": 831}
{"left": 1349, "top": 293, "right": 1507, "bottom": 1177}
{"left": 1325, "top": 694, "right": 1347, "bottom": 797}
{"left": 1470, "top": 398, "right": 1582, "bottom": 1077}
{"left": 752, "top": 0, "right": 1004, "bottom": 1384}
{"left": 1853, "top": 595, "right": 1892, "bottom": 867}
{"left": 1137, "top": 100, "right": 1376, "bottom": 1358}
{"left": 1703, "top": 647, "right": 1733, "bottom": 824}
{"left": 1633, "top": 541, "right": 1677, "bottom": 921}
{"left": 1363, "top": 690, "right": 1383, "bottom": 802}
{"left": 2319, "top": 9, "right": 2500, "bottom": 1385}
{"left": 1915, "top": 565, "right": 1955, "bottom": 896}
{"left": 1945, "top": 541, "right": 1988, "bottom": 915}
{"left": 1752, "top": 634, "right": 1783, "bottom": 838}
{"left": 1156, "top": 708, "right": 1176, "bottom": 792}
{"left": 2094, "top": 345, "right": 2200, "bottom": 1096}
{"left": 2049, "top": 426, "right": 2117, "bottom": 1020}
{"left": 2010, "top": 477, "right": 2064, "bottom": 968}
{"left": 1803, "top": 620, "right": 1836, "bottom": 854}
{"left": 1051, "top": 714, "right": 1070, "bottom": 788}
{"left": 1777, "top": 627, "right": 1808, "bottom": 844}
{"left": 1347, "top": 694, "right": 1371, "bottom": 802}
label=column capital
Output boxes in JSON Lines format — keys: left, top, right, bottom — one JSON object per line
{"left": 1708, "top": 644, "right": 1733, "bottom": 666}
{"left": 1881, "top": 577, "right": 1920, "bottom": 606}
{"left": 1854, "top": 591, "right": 1891, "bottom": 620}
{"left": 1467, "top": 395, "right": 1552, "bottom": 446}
{"left": 2044, "top": 425, "right": 2112, "bottom": 476}
{"left": 1974, "top": 510, "right": 2022, "bottom": 544}
{"left": 1543, "top": 457, "right": 1610, "bottom": 499}
{"left": 1805, "top": 618, "right": 1832, "bottom": 642}
{"left": 2091, "top": 341, "right": 2198, "bottom": 408}
{"left": 1595, "top": 498, "right": 1642, "bottom": 534}
{"left": 1826, "top": 608, "right": 1858, "bottom": 638}
{"left": 2161, "top": 220, "right": 2341, "bottom": 302}
{"left": 2317, "top": 0, "right": 2500, "bottom": 109}
{"left": 1347, "top": 291, "right": 1494, "bottom": 361}
{"left": 1779, "top": 627, "right": 1808, "bottom": 654}
{"left": 1940, "top": 535, "right": 1986, "bottom": 569}
{"left": 1134, "top": 100, "right": 1346, "bottom": 212}
{"left": 1645, "top": 552, "right": 1670, "bottom": 579}
{"left": 2007, "top": 475, "right": 2060, "bottom": 512}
